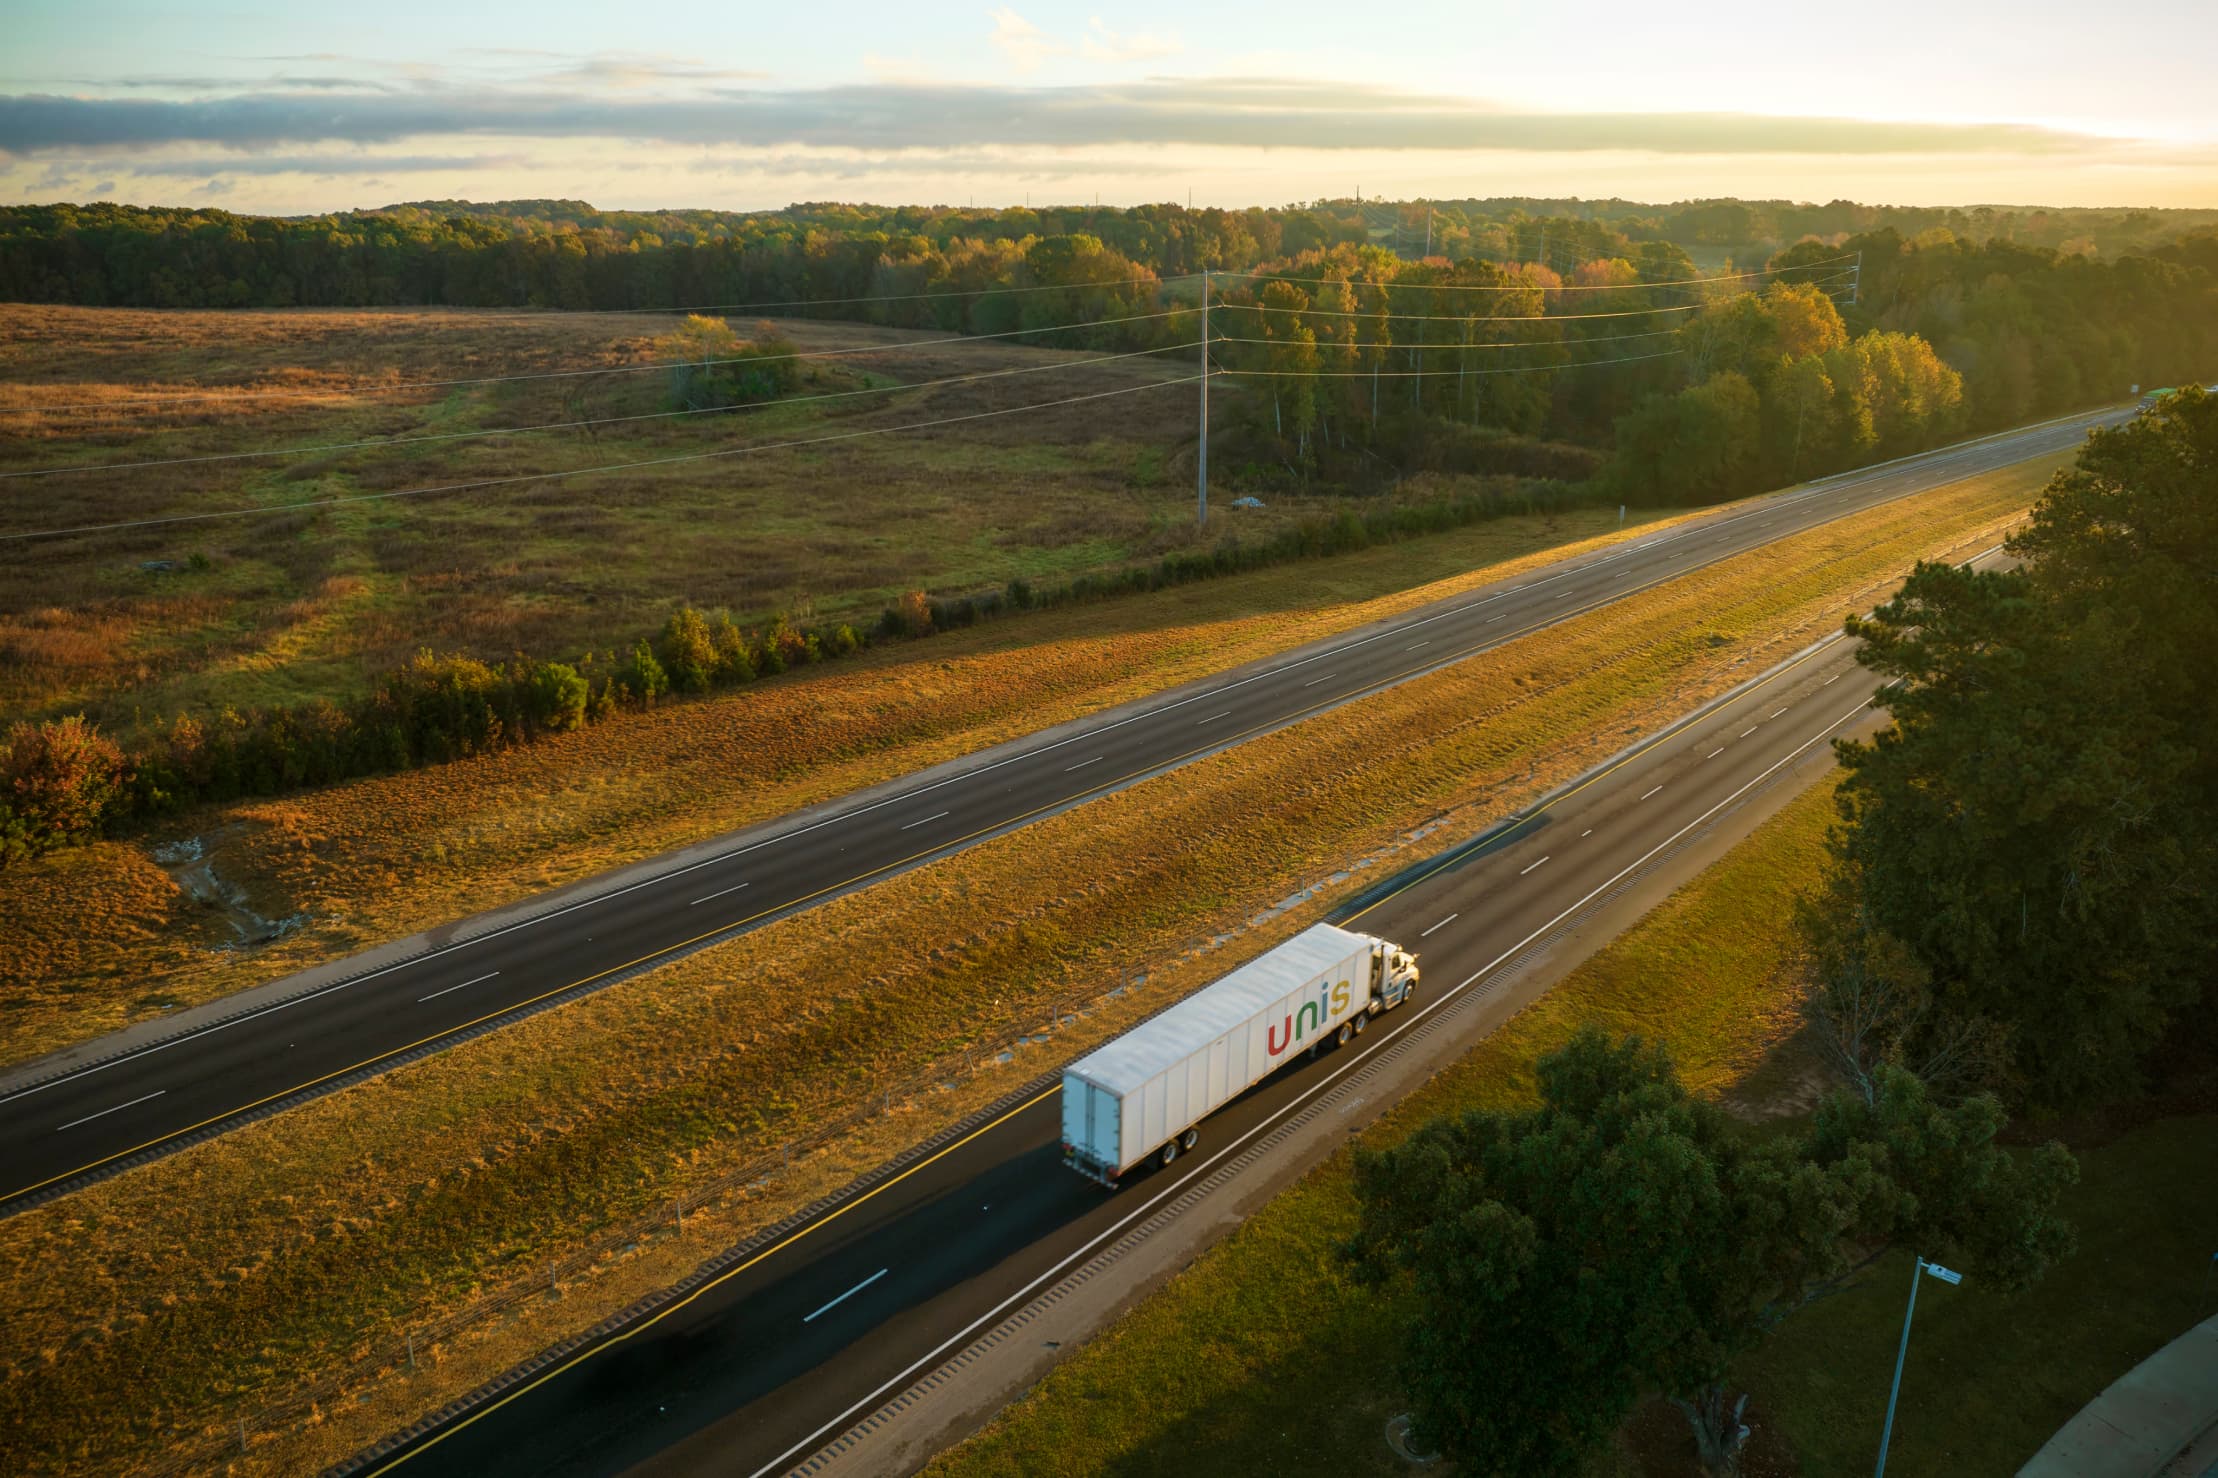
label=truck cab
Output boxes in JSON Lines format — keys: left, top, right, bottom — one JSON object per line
{"left": 1368, "top": 943, "right": 1419, "bottom": 1013}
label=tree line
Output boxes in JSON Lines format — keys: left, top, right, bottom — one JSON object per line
{"left": 0, "top": 476, "right": 1590, "bottom": 865}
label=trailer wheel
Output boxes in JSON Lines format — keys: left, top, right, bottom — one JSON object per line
{"left": 1352, "top": 1013, "right": 1367, "bottom": 1036}
{"left": 1158, "top": 1140, "right": 1179, "bottom": 1169}
{"left": 1335, "top": 1022, "right": 1354, "bottom": 1047}
{"left": 1180, "top": 1127, "right": 1200, "bottom": 1151}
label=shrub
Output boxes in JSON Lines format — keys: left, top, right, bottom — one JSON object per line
{"left": 0, "top": 715, "right": 131, "bottom": 863}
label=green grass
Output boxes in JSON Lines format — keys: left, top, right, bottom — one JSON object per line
{"left": 927, "top": 773, "right": 2218, "bottom": 1478}
{"left": 1751, "top": 1114, "right": 2218, "bottom": 1475}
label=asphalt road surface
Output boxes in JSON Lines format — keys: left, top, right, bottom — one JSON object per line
{"left": 0, "top": 405, "right": 2123, "bottom": 1214}
{"left": 363, "top": 535, "right": 1983, "bottom": 1478}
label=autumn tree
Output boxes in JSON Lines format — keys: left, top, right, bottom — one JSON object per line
{"left": 0, "top": 715, "right": 131, "bottom": 862}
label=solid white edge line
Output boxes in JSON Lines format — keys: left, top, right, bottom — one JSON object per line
{"left": 416, "top": 971, "right": 501, "bottom": 1004}
{"left": 802, "top": 1268, "right": 890, "bottom": 1324}
{"left": 55, "top": 1090, "right": 165, "bottom": 1132}
{"left": 0, "top": 421, "right": 2075, "bottom": 1109}
{"left": 745, "top": 694, "right": 1880, "bottom": 1478}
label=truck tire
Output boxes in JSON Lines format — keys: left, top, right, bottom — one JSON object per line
{"left": 1335, "top": 1022, "right": 1354, "bottom": 1047}
{"left": 1158, "top": 1140, "right": 1179, "bottom": 1169}
{"left": 1352, "top": 1013, "right": 1366, "bottom": 1036}
{"left": 1180, "top": 1127, "right": 1200, "bottom": 1151}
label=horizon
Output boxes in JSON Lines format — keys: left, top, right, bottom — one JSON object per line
{"left": 5, "top": 1, "right": 2215, "bottom": 215}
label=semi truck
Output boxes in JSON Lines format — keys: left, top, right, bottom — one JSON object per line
{"left": 1061, "top": 923, "right": 1420, "bottom": 1185}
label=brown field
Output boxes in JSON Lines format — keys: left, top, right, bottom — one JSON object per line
{"left": 0, "top": 302, "right": 1285, "bottom": 727}
{"left": 0, "top": 464, "right": 2037, "bottom": 1477}
{"left": 0, "top": 497, "right": 1702, "bottom": 1066}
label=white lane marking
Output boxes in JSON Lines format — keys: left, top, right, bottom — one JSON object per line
{"left": 1770, "top": 707, "right": 1789, "bottom": 719}
{"left": 803, "top": 1268, "right": 890, "bottom": 1324}
{"left": 1405, "top": 641, "right": 1430, "bottom": 650}
{"left": 1640, "top": 785, "right": 1663, "bottom": 800}
{"left": 1062, "top": 755, "right": 1104, "bottom": 773}
{"left": 1196, "top": 711, "right": 1231, "bottom": 725}
{"left": 744, "top": 681, "right": 2045, "bottom": 1478}
{"left": 417, "top": 971, "right": 501, "bottom": 1003}
{"left": 1580, "top": 829, "right": 1593, "bottom": 838}
{"left": 56, "top": 1090, "right": 165, "bottom": 1132}
{"left": 1485, "top": 615, "right": 1506, "bottom": 624}
{"left": 1741, "top": 726, "right": 1759, "bottom": 738}
{"left": 1302, "top": 674, "right": 1334, "bottom": 687}
{"left": 899, "top": 811, "right": 951, "bottom": 831}
{"left": 689, "top": 882, "right": 751, "bottom": 906}
{"left": 1707, "top": 748, "right": 1724, "bottom": 759}
{"left": 2, "top": 423, "right": 2088, "bottom": 1112}
{"left": 1520, "top": 855, "right": 1550, "bottom": 875}
{"left": 1823, "top": 673, "right": 1842, "bottom": 686}
{"left": 1614, "top": 570, "right": 1631, "bottom": 579}
{"left": 1556, "top": 591, "right": 1575, "bottom": 600}
{"left": 1419, "top": 913, "right": 1458, "bottom": 938}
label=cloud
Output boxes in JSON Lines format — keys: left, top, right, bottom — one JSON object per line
{"left": 988, "top": 9, "right": 1068, "bottom": 73}
{"left": 1082, "top": 18, "right": 1182, "bottom": 64}
{"left": 118, "top": 152, "right": 529, "bottom": 178}
{"left": 0, "top": 78, "right": 2136, "bottom": 160}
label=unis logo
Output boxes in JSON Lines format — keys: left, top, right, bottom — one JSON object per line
{"left": 1266, "top": 979, "right": 1354, "bottom": 1056}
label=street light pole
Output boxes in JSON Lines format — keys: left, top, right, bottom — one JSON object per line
{"left": 1875, "top": 1256, "right": 1963, "bottom": 1477}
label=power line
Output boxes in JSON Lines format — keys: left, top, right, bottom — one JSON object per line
{"left": 1212, "top": 327, "right": 1683, "bottom": 351}
{"left": 1222, "top": 299, "right": 1714, "bottom": 324}
{"left": 0, "top": 376, "right": 1202, "bottom": 545}
{"left": 0, "top": 307, "right": 1195, "bottom": 415}
{"left": 1215, "top": 253, "right": 1856, "bottom": 294}
{"left": 1217, "top": 348, "right": 1685, "bottom": 378}
{"left": 0, "top": 344, "right": 1199, "bottom": 482}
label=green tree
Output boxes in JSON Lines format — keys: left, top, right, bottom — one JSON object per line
{"left": 1833, "top": 387, "right": 2218, "bottom": 1108}
{"left": 1345, "top": 1030, "right": 2074, "bottom": 1475}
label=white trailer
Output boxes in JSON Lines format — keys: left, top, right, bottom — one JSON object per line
{"left": 1061, "top": 922, "right": 1419, "bottom": 1184}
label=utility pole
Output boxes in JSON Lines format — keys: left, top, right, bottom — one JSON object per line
{"left": 1197, "top": 270, "right": 1209, "bottom": 525}
{"left": 1851, "top": 250, "right": 1864, "bottom": 307}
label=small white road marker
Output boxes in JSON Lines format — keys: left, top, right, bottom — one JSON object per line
{"left": 1707, "top": 747, "right": 1724, "bottom": 758}
{"left": 1420, "top": 913, "right": 1458, "bottom": 938}
{"left": 1406, "top": 640, "right": 1430, "bottom": 650}
{"left": 57, "top": 1090, "right": 165, "bottom": 1132}
{"left": 1580, "top": 829, "right": 1593, "bottom": 838}
{"left": 1196, "top": 710, "right": 1232, "bottom": 725}
{"left": 1770, "top": 707, "right": 1790, "bottom": 719}
{"left": 1520, "top": 855, "right": 1550, "bottom": 876}
{"left": 1823, "top": 673, "right": 1842, "bottom": 686}
{"left": 899, "top": 810, "right": 951, "bottom": 830}
{"left": 1741, "top": 726, "right": 1759, "bottom": 738}
{"left": 1485, "top": 615, "right": 1506, "bottom": 624}
{"left": 1302, "top": 674, "right": 1334, "bottom": 687}
{"left": 1063, "top": 755, "right": 1104, "bottom": 772}
{"left": 418, "top": 970, "right": 501, "bottom": 1002}
{"left": 804, "top": 1268, "right": 890, "bottom": 1323}
{"left": 1640, "top": 785, "right": 1663, "bottom": 800}
{"left": 689, "top": 882, "right": 750, "bottom": 906}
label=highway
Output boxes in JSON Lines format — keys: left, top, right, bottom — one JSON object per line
{"left": 0, "top": 405, "right": 2123, "bottom": 1214}
{"left": 360, "top": 534, "right": 1974, "bottom": 1478}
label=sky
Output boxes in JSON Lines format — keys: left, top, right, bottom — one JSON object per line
{"left": 4, "top": 0, "right": 2216, "bottom": 216}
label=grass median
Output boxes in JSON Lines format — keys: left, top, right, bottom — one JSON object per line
{"left": 0, "top": 460, "right": 2048, "bottom": 1476}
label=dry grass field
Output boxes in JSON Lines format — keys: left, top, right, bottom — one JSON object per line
{"left": 0, "top": 497, "right": 1697, "bottom": 1065}
{"left": 0, "top": 302, "right": 1254, "bottom": 727}
{"left": 0, "top": 464, "right": 2037, "bottom": 1476}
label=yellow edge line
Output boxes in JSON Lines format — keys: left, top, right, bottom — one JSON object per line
{"left": 363, "top": 1084, "right": 1059, "bottom": 1474}
{"left": 7, "top": 515, "right": 1846, "bottom": 1202}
